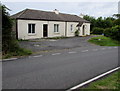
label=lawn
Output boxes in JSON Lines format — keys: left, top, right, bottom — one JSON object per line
{"left": 81, "top": 70, "right": 120, "bottom": 90}
{"left": 88, "top": 35, "right": 120, "bottom": 46}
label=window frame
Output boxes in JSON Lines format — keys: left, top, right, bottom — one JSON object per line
{"left": 54, "top": 24, "right": 59, "bottom": 33}
{"left": 28, "top": 24, "right": 36, "bottom": 34}
{"left": 70, "top": 24, "right": 73, "bottom": 32}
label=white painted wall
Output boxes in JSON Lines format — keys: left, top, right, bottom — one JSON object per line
{"left": 18, "top": 20, "right": 44, "bottom": 39}
{"left": 66, "top": 22, "right": 78, "bottom": 37}
{"left": 17, "top": 19, "right": 90, "bottom": 39}
{"left": 17, "top": 20, "right": 65, "bottom": 39}
{"left": 79, "top": 23, "right": 90, "bottom": 36}
{"left": 48, "top": 21, "right": 65, "bottom": 37}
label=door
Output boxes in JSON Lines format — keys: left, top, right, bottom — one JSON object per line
{"left": 43, "top": 24, "right": 48, "bottom": 37}
{"left": 82, "top": 25, "right": 85, "bottom": 35}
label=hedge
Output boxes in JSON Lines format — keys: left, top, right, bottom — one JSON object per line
{"left": 104, "top": 25, "right": 120, "bottom": 41}
{"left": 92, "top": 27, "right": 104, "bottom": 35}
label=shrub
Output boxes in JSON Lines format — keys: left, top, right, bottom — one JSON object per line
{"left": 75, "top": 30, "right": 79, "bottom": 36}
{"left": 92, "top": 27, "right": 104, "bottom": 35}
{"left": 110, "top": 25, "right": 120, "bottom": 41}
{"left": 104, "top": 28, "right": 112, "bottom": 37}
{"left": 104, "top": 25, "right": 120, "bottom": 41}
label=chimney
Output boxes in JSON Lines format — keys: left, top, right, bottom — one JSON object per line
{"left": 79, "top": 13, "right": 84, "bottom": 18}
{"left": 53, "top": 9, "right": 59, "bottom": 14}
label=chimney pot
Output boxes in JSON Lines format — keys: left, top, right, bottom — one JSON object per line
{"left": 53, "top": 9, "right": 59, "bottom": 14}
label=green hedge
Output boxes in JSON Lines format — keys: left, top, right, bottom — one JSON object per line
{"left": 92, "top": 27, "right": 104, "bottom": 35}
{"left": 104, "top": 25, "right": 120, "bottom": 41}
{"left": 110, "top": 25, "right": 120, "bottom": 41}
{"left": 104, "top": 28, "right": 112, "bottom": 37}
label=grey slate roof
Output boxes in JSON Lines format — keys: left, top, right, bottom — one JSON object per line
{"left": 11, "top": 9, "right": 90, "bottom": 23}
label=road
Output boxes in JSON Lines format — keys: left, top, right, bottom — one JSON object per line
{"left": 2, "top": 46, "right": 119, "bottom": 89}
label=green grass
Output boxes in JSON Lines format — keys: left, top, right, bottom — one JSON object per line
{"left": 88, "top": 36, "right": 120, "bottom": 46}
{"left": 3, "top": 48, "right": 32, "bottom": 59}
{"left": 81, "top": 71, "right": 120, "bottom": 90}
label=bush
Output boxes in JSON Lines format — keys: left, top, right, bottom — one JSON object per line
{"left": 104, "top": 28, "right": 112, "bottom": 37}
{"left": 92, "top": 27, "right": 104, "bottom": 35}
{"left": 75, "top": 30, "right": 79, "bottom": 36}
{"left": 104, "top": 25, "right": 120, "bottom": 41}
{"left": 110, "top": 25, "right": 120, "bottom": 41}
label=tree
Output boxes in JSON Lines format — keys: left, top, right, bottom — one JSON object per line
{"left": 83, "top": 15, "right": 96, "bottom": 32}
{"left": 113, "top": 14, "right": 120, "bottom": 19}
{"left": 2, "top": 5, "right": 19, "bottom": 54}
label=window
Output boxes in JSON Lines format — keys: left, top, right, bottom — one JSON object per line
{"left": 28, "top": 24, "right": 35, "bottom": 34}
{"left": 54, "top": 24, "right": 59, "bottom": 33}
{"left": 70, "top": 24, "right": 73, "bottom": 31}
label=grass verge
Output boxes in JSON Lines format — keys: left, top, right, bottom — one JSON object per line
{"left": 2, "top": 48, "right": 32, "bottom": 59}
{"left": 88, "top": 35, "right": 120, "bottom": 46}
{"left": 81, "top": 70, "right": 120, "bottom": 90}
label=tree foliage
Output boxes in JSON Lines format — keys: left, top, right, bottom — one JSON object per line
{"left": 92, "top": 27, "right": 104, "bottom": 35}
{"left": 113, "top": 14, "right": 120, "bottom": 19}
{"left": 84, "top": 14, "right": 119, "bottom": 41}
{"left": 2, "top": 5, "right": 19, "bottom": 54}
{"left": 83, "top": 15, "right": 96, "bottom": 32}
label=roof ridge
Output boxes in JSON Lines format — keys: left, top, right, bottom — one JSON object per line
{"left": 60, "top": 12, "right": 78, "bottom": 16}
{"left": 24, "top": 8, "right": 79, "bottom": 16}
{"left": 26, "top": 8, "right": 54, "bottom": 13}
{"left": 17, "top": 9, "right": 28, "bottom": 18}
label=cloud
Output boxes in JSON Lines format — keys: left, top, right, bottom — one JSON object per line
{"left": 2, "top": 2, "right": 118, "bottom": 18}
{"left": 77, "top": 2, "right": 118, "bottom": 17}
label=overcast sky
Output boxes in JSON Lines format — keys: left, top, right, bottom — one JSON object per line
{"left": 2, "top": 1, "right": 119, "bottom": 18}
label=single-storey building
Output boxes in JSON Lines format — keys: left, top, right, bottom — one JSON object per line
{"left": 11, "top": 9, "right": 90, "bottom": 39}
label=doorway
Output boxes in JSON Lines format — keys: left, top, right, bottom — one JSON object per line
{"left": 43, "top": 24, "right": 48, "bottom": 37}
{"left": 82, "top": 25, "right": 85, "bottom": 35}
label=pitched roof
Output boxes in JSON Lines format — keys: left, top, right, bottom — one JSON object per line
{"left": 11, "top": 9, "right": 90, "bottom": 23}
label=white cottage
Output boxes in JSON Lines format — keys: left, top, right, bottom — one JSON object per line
{"left": 11, "top": 9, "right": 90, "bottom": 39}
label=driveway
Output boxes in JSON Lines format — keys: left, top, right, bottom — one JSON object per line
{"left": 19, "top": 35, "right": 98, "bottom": 52}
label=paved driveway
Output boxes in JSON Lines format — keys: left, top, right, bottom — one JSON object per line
{"left": 19, "top": 35, "right": 98, "bottom": 52}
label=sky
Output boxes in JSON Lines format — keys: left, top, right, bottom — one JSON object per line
{"left": 2, "top": 0, "right": 120, "bottom": 18}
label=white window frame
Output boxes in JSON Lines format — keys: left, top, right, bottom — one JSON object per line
{"left": 54, "top": 24, "right": 59, "bottom": 33}
{"left": 70, "top": 24, "right": 73, "bottom": 32}
{"left": 28, "top": 24, "right": 36, "bottom": 34}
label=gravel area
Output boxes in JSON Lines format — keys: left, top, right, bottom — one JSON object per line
{"left": 19, "top": 35, "right": 99, "bottom": 52}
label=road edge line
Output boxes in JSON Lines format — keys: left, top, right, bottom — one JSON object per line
{"left": 67, "top": 67, "right": 120, "bottom": 91}
{"left": 0, "top": 58, "right": 18, "bottom": 62}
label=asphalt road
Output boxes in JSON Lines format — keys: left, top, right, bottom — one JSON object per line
{"left": 2, "top": 46, "right": 119, "bottom": 89}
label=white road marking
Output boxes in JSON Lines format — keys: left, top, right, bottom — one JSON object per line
{"left": 68, "top": 51, "right": 77, "bottom": 54}
{"left": 52, "top": 53, "right": 61, "bottom": 55}
{"left": 67, "top": 67, "right": 120, "bottom": 91}
{"left": 81, "top": 50, "right": 88, "bottom": 52}
{"left": 3, "top": 58, "right": 18, "bottom": 61}
{"left": 101, "top": 48, "right": 106, "bottom": 50}
{"left": 92, "top": 49, "right": 98, "bottom": 51}
{"left": 114, "top": 47, "right": 118, "bottom": 48}
{"left": 33, "top": 55, "right": 43, "bottom": 57}
{"left": 49, "top": 40, "right": 57, "bottom": 41}
{"left": 29, "top": 56, "right": 32, "bottom": 58}
{"left": 108, "top": 47, "right": 112, "bottom": 49}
